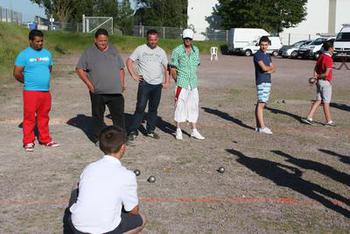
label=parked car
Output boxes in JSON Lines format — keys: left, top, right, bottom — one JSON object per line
{"left": 278, "top": 40, "right": 312, "bottom": 58}
{"left": 334, "top": 24, "right": 350, "bottom": 59}
{"left": 240, "top": 36, "right": 283, "bottom": 56}
{"left": 297, "top": 37, "right": 335, "bottom": 59}
{"left": 227, "top": 28, "right": 270, "bottom": 53}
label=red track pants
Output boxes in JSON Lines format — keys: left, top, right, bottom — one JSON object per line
{"left": 23, "top": 91, "right": 52, "bottom": 145}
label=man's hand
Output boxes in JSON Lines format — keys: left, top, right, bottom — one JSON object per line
{"left": 162, "top": 81, "right": 170, "bottom": 89}
{"left": 88, "top": 84, "right": 95, "bottom": 93}
{"left": 170, "top": 68, "right": 177, "bottom": 82}
{"left": 132, "top": 74, "right": 143, "bottom": 82}
{"left": 129, "top": 205, "right": 140, "bottom": 215}
{"left": 76, "top": 68, "right": 95, "bottom": 93}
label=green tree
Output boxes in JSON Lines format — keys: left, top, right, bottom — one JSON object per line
{"left": 214, "top": 0, "right": 307, "bottom": 33}
{"left": 93, "top": 0, "right": 119, "bottom": 18}
{"left": 117, "top": 0, "right": 135, "bottom": 34}
{"left": 31, "top": 0, "right": 75, "bottom": 25}
{"left": 32, "top": 0, "right": 134, "bottom": 35}
{"left": 135, "top": 0, "right": 187, "bottom": 27}
{"left": 70, "top": 0, "right": 95, "bottom": 22}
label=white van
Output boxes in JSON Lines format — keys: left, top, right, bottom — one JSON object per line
{"left": 227, "top": 28, "right": 270, "bottom": 53}
{"left": 334, "top": 24, "right": 350, "bottom": 58}
{"left": 240, "top": 37, "right": 283, "bottom": 56}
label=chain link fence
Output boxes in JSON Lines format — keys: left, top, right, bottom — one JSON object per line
{"left": 0, "top": 6, "right": 22, "bottom": 24}
{"left": 131, "top": 25, "right": 227, "bottom": 41}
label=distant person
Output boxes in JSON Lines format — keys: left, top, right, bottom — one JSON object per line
{"left": 68, "top": 126, "right": 146, "bottom": 234}
{"left": 253, "top": 36, "right": 276, "bottom": 134}
{"left": 13, "top": 29, "right": 59, "bottom": 152}
{"left": 76, "top": 28, "right": 126, "bottom": 142}
{"left": 127, "top": 29, "right": 169, "bottom": 141}
{"left": 170, "top": 28, "right": 205, "bottom": 140}
{"left": 301, "top": 41, "right": 335, "bottom": 126}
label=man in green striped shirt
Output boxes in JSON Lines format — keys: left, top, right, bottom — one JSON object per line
{"left": 170, "top": 29, "right": 205, "bottom": 140}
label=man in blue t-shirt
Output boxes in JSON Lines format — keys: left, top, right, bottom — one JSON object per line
{"left": 253, "top": 36, "right": 276, "bottom": 134}
{"left": 14, "top": 30, "right": 59, "bottom": 152}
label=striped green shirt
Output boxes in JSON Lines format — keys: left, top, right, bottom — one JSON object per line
{"left": 171, "top": 44, "right": 200, "bottom": 89}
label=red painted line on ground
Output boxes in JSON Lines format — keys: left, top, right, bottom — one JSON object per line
{"left": 0, "top": 197, "right": 346, "bottom": 207}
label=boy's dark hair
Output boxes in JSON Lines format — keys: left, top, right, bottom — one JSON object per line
{"left": 259, "top": 36, "right": 271, "bottom": 45}
{"left": 99, "top": 126, "right": 126, "bottom": 154}
{"left": 323, "top": 40, "right": 334, "bottom": 51}
{"left": 147, "top": 29, "right": 158, "bottom": 37}
{"left": 29, "top": 30, "right": 44, "bottom": 40}
{"left": 95, "top": 28, "right": 109, "bottom": 38}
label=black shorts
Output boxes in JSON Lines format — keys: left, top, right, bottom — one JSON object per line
{"left": 68, "top": 211, "right": 143, "bottom": 234}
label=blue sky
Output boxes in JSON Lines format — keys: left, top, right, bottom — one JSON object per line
{"left": 0, "top": 0, "right": 45, "bottom": 22}
{"left": 0, "top": 0, "right": 137, "bottom": 22}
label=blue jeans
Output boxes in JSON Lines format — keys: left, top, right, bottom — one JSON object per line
{"left": 129, "top": 81, "right": 162, "bottom": 133}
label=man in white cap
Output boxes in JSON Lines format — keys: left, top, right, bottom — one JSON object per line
{"left": 170, "top": 29, "right": 205, "bottom": 140}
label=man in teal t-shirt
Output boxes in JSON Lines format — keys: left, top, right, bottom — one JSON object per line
{"left": 14, "top": 30, "right": 59, "bottom": 152}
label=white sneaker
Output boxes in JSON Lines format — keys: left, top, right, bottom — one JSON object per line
{"left": 176, "top": 128, "right": 183, "bottom": 140}
{"left": 191, "top": 129, "right": 205, "bottom": 140}
{"left": 259, "top": 127, "right": 273, "bottom": 135}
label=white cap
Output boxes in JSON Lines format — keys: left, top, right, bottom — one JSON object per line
{"left": 182, "top": 29, "right": 194, "bottom": 39}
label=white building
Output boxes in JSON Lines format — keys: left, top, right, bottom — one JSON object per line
{"left": 187, "top": 0, "right": 350, "bottom": 43}
{"left": 187, "top": 0, "right": 219, "bottom": 40}
{"left": 281, "top": 0, "right": 350, "bottom": 44}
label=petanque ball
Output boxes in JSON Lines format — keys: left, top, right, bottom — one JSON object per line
{"left": 308, "top": 77, "right": 317, "bottom": 85}
{"left": 147, "top": 176, "right": 156, "bottom": 183}
{"left": 217, "top": 167, "right": 225, "bottom": 173}
{"left": 134, "top": 169, "right": 141, "bottom": 176}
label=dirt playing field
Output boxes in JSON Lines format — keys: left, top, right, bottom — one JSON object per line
{"left": 0, "top": 52, "right": 349, "bottom": 234}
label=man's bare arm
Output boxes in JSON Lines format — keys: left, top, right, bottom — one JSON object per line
{"left": 258, "top": 61, "right": 274, "bottom": 73}
{"left": 126, "top": 58, "right": 142, "bottom": 81}
{"left": 170, "top": 67, "right": 177, "bottom": 82}
{"left": 119, "top": 68, "right": 126, "bottom": 92}
{"left": 76, "top": 68, "right": 95, "bottom": 93}
{"left": 162, "top": 64, "right": 170, "bottom": 89}
{"left": 13, "top": 66, "right": 24, "bottom": 83}
{"left": 318, "top": 68, "right": 331, "bottom": 79}
{"left": 266, "top": 63, "right": 276, "bottom": 74}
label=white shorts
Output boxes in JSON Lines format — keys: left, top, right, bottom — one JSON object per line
{"left": 174, "top": 87, "right": 199, "bottom": 123}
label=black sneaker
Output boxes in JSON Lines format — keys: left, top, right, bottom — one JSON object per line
{"left": 128, "top": 131, "right": 138, "bottom": 141}
{"left": 301, "top": 118, "right": 313, "bottom": 125}
{"left": 146, "top": 132, "right": 160, "bottom": 139}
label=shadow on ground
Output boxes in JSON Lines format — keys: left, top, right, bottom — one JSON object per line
{"left": 68, "top": 113, "right": 189, "bottom": 142}
{"left": 272, "top": 150, "right": 350, "bottom": 187}
{"left": 330, "top": 102, "right": 350, "bottom": 112}
{"left": 265, "top": 106, "right": 302, "bottom": 122}
{"left": 319, "top": 149, "right": 350, "bottom": 165}
{"left": 202, "top": 107, "right": 254, "bottom": 130}
{"left": 66, "top": 114, "right": 97, "bottom": 143}
{"left": 226, "top": 148, "right": 350, "bottom": 218}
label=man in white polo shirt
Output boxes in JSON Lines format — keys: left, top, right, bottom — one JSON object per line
{"left": 68, "top": 126, "right": 146, "bottom": 234}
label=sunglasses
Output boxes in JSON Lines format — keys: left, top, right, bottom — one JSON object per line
{"left": 183, "top": 38, "right": 193, "bottom": 41}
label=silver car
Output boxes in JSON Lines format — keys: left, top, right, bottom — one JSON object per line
{"left": 279, "top": 40, "right": 312, "bottom": 58}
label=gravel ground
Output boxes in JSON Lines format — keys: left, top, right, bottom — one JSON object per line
{"left": 0, "top": 53, "right": 349, "bottom": 234}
